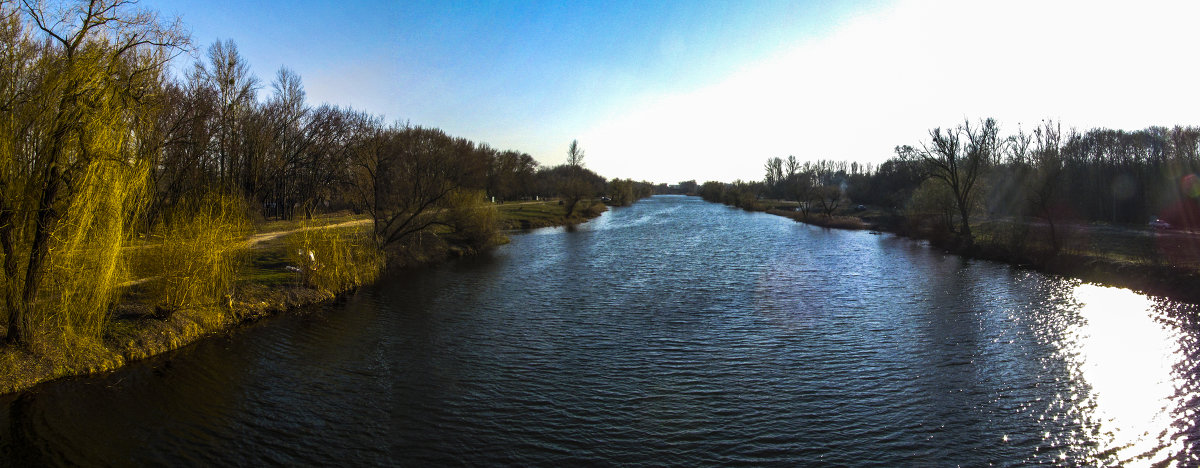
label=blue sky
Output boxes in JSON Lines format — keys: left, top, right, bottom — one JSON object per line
{"left": 149, "top": 0, "right": 1200, "bottom": 183}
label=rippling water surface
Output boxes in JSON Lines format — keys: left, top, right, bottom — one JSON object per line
{"left": 3, "top": 195, "right": 1200, "bottom": 465}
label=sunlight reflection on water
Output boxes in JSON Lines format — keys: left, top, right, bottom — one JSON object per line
{"left": 1068, "top": 284, "right": 1182, "bottom": 465}
{"left": 5, "top": 197, "right": 1200, "bottom": 465}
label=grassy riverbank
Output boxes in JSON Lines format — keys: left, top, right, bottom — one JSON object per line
{"left": 954, "top": 221, "right": 1200, "bottom": 303}
{"left": 496, "top": 200, "right": 608, "bottom": 230}
{"left": 0, "top": 200, "right": 605, "bottom": 395}
{"left": 743, "top": 198, "right": 1200, "bottom": 303}
{"left": 766, "top": 208, "right": 869, "bottom": 230}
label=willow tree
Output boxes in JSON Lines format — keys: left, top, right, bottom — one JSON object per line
{"left": 0, "top": 0, "right": 186, "bottom": 346}
{"left": 607, "top": 178, "right": 634, "bottom": 206}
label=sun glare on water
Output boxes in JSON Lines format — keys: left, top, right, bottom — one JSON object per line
{"left": 1066, "top": 284, "right": 1184, "bottom": 465}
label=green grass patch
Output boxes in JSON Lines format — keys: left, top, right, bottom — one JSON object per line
{"left": 240, "top": 244, "right": 297, "bottom": 287}
{"left": 496, "top": 200, "right": 607, "bottom": 230}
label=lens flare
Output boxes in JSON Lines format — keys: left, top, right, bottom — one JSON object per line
{"left": 1182, "top": 174, "right": 1200, "bottom": 199}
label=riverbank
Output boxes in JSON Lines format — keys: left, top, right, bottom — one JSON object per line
{"left": 15, "top": 194, "right": 1185, "bottom": 466}
{"left": 766, "top": 208, "right": 869, "bottom": 230}
{"left": 0, "top": 200, "right": 607, "bottom": 395}
{"left": 949, "top": 223, "right": 1200, "bottom": 304}
{"left": 496, "top": 200, "right": 608, "bottom": 230}
{"left": 746, "top": 199, "right": 1200, "bottom": 304}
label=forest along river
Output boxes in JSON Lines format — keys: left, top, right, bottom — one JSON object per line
{"left": 2, "top": 194, "right": 1200, "bottom": 465}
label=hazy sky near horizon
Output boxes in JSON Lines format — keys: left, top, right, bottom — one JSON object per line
{"left": 149, "top": 0, "right": 1200, "bottom": 183}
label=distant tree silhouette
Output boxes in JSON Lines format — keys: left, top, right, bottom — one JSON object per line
{"left": 1027, "top": 120, "right": 1070, "bottom": 251}
{"left": 561, "top": 139, "right": 591, "bottom": 216}
{"left": 897, "top": 118, "right": 1000, "bottom": 245}
{"left": 818, "top": 185, "right": 842, "bottom": 218}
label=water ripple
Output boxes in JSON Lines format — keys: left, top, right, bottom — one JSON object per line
{"left": 2, "top": 195, "right": 1199, "bottom": 466}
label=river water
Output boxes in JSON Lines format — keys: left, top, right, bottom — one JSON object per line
{"left": 3, "top": 195, "right": 1200, "bottom": 466}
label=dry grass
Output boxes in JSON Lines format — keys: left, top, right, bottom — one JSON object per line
{"left": 974, "top": 220, "right": 1200, "bottom": 270}
{"left": 767, "top": 209, "right": 870, "bottom": 230}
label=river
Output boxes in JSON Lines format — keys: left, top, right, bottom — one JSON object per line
{"left": 2, "top": 195, "right": 1199, "bottom": 466}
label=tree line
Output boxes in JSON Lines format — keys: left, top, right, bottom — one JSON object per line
{"left": 699, "top": 158, "right": 874, "bottom": 219}
{"left": 0, "top": 0, "right": 651, "bottom": 348}
{"left": 701, "top": 117, "right": 1200, "bottom": 250}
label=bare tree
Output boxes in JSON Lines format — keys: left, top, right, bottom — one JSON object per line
{"left": 347, "top": 123, "right": 488, "bottom": 251}
{"left": 897, "top": 118, "right": 999, "bottom": 244}
{"left": 567, "top": 139, "right": 584, "bottom": 167}
{"left": 197, "top": 38, "right": 258, "bottom": 189}
{"left": 793, "top": 172, "right": 817, "bottom": 219}
{"left": 561, "top": 139, "right": 590, "bottom": 216}
{"left": 785, "top": 155, "right": 800, "bottom": 180}
{"left": 818, "top": 185, "right": 842, "bottom": 218}
{"left": 1029, "top": 120, "right": 1070, "bottom": 252}
{"left": 257, "top": 66, "right": 307, "bottom": 212}
{"left": 1006, "top": 124, "right": 1032, "bottom": 166}
{"left": 764, "top": 157, "right": 783, "bottom": 191}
